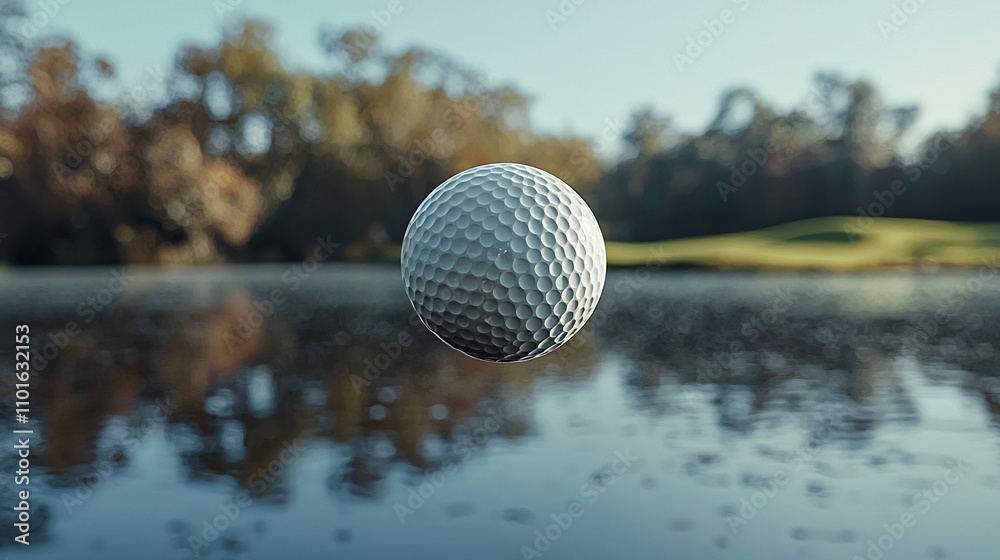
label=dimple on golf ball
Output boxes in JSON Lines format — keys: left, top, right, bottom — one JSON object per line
{"left": 401, "top": 163, "right": 607, "bottom": 362}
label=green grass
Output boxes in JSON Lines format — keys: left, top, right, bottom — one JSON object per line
{"left": 605, "top": 217, "right": 1000, "bottom": 271}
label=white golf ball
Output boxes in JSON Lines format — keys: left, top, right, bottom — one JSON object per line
{"left": 401, "top": 163, "right": 606, "bottom": 362}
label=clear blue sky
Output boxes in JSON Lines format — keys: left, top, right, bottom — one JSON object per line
{"left": 26, "top": 0, "right": 1000, "bottom": 155}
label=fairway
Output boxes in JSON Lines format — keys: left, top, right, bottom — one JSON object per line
{"left": 605, "top": 216, "right": 1000, "bottom": 271}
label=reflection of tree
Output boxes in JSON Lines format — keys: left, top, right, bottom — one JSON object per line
{"left": 321, "top": 321, "right": 590, "bottom": 497}
{"left": 2, "top": 272, "right": 999, "bottom": 555}
{"left": 13, "top": 271, "right": 998, "bottom": 517}
{"left": 160, "top": 290, "right": 264, "bottom": 412}
{"left": 12, "top": 279, "right": 601, "bottom": 511}
{"left": 600, "top": 285, "right": 997, "bottom": 442}
{"left": 44, "top": 337, "right": 137, "bottom": 471}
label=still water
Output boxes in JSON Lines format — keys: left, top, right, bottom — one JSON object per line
{"left": 0, "top": 265, "right": 998, "bottom": 559}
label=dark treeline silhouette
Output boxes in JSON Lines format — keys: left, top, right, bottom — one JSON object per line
{"left": 1, "top": 8, "right": 999, "bottom": 265}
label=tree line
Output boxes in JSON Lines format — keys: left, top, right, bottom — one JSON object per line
{"left": 1, "top": 10, "right": 998, "bottom": 265}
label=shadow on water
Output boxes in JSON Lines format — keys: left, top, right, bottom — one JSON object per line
{"left": 0, "top": 265, "right": 998, "bottom": 559}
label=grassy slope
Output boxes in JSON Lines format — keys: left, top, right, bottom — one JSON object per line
{"left": 605, "top": 217, "right": 1000, "bottom": 271}
{"left": 6, "top": 217, "right": 997, "bottom": 271}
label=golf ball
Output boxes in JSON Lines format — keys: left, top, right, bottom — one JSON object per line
{"left": 401, "top": 163, "right": 606, "bottom": 362}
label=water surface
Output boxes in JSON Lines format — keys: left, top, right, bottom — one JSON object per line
{"left": 0, "top": 265, "right": 998, "bottom": 559}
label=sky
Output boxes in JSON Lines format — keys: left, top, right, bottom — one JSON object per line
{"left": 21, "top": 0, "right": 1000, "bottom": 156}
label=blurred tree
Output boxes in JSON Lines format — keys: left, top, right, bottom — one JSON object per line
{"left": 1, "top": 6, "right": 999, "bottom": 265}
{"left": 0, "top": 0, "right": 30, "bottom": 111}
{"left": 1, "top": 39, "right": 133, "bottom": 264}
{"left": 624, "top": 107, "right": 672, "bottom": 158}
